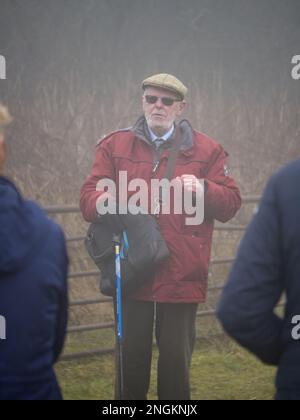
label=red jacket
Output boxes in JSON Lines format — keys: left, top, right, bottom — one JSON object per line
{"left": 80, "top": 117, "right": 241, "bottom": 303}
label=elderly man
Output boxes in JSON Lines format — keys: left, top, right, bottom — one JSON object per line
{"left": 0, "top": 105, "right": 69, "bottom": 400}
{"left": 80, "top": 74, "right": 241, "bottom": 400}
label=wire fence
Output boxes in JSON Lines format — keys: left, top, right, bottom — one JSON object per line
{"left": 45, "top": 196, "right": 261, "bottom": 361}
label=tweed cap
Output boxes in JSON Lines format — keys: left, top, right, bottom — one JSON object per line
{"left": 142, "top": 73, "right": 187, "bottom": 100}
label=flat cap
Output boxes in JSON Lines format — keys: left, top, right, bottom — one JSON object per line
{"left": 142, "top": 73, "right": 187, "bottom": 100}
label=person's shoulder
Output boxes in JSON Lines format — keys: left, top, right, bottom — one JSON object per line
{"left": 27, "top": 200, "right": 66, "bottom": 244}
{"left": 261, "top": 158, "right": 300, "bottom": 208}
{"left": 96, "top": 127, "right": 133, "bottom": 147}
{"left": 275, "top": 158, "right": 300, "bottom": 180}
{"left": 267, "top": 158, "right": 300, "bottom": 191}
{"left": 193, "top": 129, "right": 227, "bottom": 156}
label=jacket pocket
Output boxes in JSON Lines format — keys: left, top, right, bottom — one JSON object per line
{"left": 164, "top": 231, "right": 210, "bottom": 283}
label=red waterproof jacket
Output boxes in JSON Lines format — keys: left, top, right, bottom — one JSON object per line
{"left": 80, "top": 117, "right": 241, "bottom": 303}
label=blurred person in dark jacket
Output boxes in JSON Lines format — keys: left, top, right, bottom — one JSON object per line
{"left": 80, "top": 74, "right": 241, "bottom": 400}
{"left": 0, "top": 105, "right": 69, "bottom": 400}
{"left": 218, "top": 158, "right": 300, "bottom": 400}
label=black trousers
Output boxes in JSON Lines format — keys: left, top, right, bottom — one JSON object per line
{"left": 115, "top": 299, "right": 198, "bottom": 400}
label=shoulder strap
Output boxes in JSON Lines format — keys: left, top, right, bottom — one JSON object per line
{"left": 163, "top": 126, "right": 181, "bottom": 181}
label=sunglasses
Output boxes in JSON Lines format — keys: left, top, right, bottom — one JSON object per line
{"left": 144, "top": 95, "right": 181, "bottom": 107}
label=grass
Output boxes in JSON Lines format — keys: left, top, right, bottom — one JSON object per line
{"left": 56, "top": 338, "right": 276, "bottom": 400}
{"left": 190, "top": 340, "right": 276, "bottom": 400}
{"left": 58, "top": 280, "right": 278, "bottom": 401}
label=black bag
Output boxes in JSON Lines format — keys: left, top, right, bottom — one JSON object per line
{"left": 85, "top": 212, "right": 170, "bottom": 296}
{"left": 85, "top": 127, "right": 182, "bottom": 296}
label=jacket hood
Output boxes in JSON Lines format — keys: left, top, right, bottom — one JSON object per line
{"left": 0, "top": 177, "right": 48, "bottom": 273}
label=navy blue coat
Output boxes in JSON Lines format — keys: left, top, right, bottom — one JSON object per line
{"left": 0, "top": 177, "right": 68, "bottom": 400}
{"left": 218, "top": 159, "right": 300, "bottom": 400}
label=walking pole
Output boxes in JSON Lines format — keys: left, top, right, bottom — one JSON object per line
{"left": 113, "top": 233, "right": 124, "bottom": 400}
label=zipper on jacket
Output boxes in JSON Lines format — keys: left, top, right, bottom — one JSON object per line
{"left": 152, "top": 160, "right": 160, "bottom": 173}
{"left": 152, "top": 148, "right": 161, "bottom": 173}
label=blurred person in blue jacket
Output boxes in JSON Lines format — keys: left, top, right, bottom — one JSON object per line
{"left": 0, "top": 105, "right": 69, "bottom": 400}
{"left": 218, "top": 158, "right": 300, "bottom": 400}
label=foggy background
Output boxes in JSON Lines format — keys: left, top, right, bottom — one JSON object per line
{"left": 1, "top": 0, "right": 300, "bottom": 205}
{"left": 1, "top": 1, "right": 300, "bottom": 397}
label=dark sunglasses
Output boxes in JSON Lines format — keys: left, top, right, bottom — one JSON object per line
{"left": 144, "top": 95, "right": 181, "bottom": 107}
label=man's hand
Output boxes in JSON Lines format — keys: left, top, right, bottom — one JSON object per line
{"left": 176, "top": 174, "right": 204, "bottom": 198}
